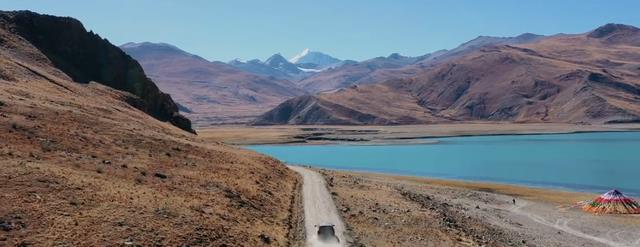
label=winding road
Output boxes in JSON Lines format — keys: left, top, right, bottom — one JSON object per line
{"left": 288, "top": 166, "right": 346, "bottom": 247}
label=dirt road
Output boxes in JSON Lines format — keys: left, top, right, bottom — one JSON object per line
{"left": 319, "top": 169, "right": 640, "bottom": 246}
{"left": 288, "top": 166, "right": 346, "bottom": 247}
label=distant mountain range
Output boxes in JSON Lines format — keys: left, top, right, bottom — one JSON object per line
{"left": 121, "top": 44, "right": 352, "bottom": 125}
{"left": 289, "top": 48, "right": 343, "bottom": 69}
{"left": 295, "top": 33, "right": 547, "bottom": 93}
{"left": 296, "top": 53, "right": 427, "bottom": 92}
{"left": 255, "top": 24, "right": 640, "bottom": 125}
{"left": 229, "top": 34, "right": 547, "bottom": 93}
{"left": 228, "top": 49, "right": 344, "bottom": 81}
{"left": 228, "top": 53, "right": 307, "bottom": 80}
{"left": 120, "top": 24, "right": 640, "bottom": 126}
{"left": 120, "top": 42, "right": 304, "bottom": 126}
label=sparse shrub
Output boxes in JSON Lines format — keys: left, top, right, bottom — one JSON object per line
{"left": 140, "top": 171, "right": 147, "bottom": 176}
{"left": 40, "top": 140, "right": 54, "bottom": 152}
{"left": 155, "top": 206, "right": 175, "bottom": 218}
{"left": 134, "top": 177, "right": 144, "bottom": 184}
{"left": 96, "top": 166, "right": 104, "bottom": 174}
{"left": 154, "top": 172, "right": 168, "bottom": 179}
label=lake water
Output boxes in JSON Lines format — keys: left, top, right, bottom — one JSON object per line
{"left": 247, "top": 132, "right": 640, "bottom": 196}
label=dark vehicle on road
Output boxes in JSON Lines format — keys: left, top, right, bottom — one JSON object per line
{"left": 316, "top": 224, "right": 340, "bottom": 243}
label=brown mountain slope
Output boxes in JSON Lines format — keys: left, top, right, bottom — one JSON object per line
{"left": 0, "top": 12, "right": 300, "bottom": 246}
{"left": 296, "top": 55, "right": 420, "bottom": 93}
{"left": 255, "top": 24, "right": 640, "bottom": 125}
{"left": 121, "top": 42, "right": 305, "bottom": 126}
{"left": 296, "top": 33, "right": 544, "bottom": 93}
{"left": 0, "top": 11, "right": 193, "bottom": 133}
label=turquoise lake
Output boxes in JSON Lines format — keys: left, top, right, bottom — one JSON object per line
{"left": 247, "top": 132, "right": 640, "bottom": 196}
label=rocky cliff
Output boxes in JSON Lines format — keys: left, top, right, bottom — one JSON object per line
{"left": 0, "top": 11, "right": 193, "bottom": 133}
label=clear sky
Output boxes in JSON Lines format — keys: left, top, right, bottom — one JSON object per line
{"left": 2, "top": 0, "right": 639, "bottom": 62}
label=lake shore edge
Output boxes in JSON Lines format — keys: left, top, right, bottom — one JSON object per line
{"left": 317, "top": 167, "right": 598, "bottom": 204}
{"left": 317, "top": 167, "right": 640, "bottom": 246}
{"left": 198, "top": 123, "right": 640, "bottom": 145}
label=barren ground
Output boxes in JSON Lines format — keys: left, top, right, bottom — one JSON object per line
{"left": 318, "top": 170, "right": 640, "bottom": 247}
{"left": 0, "top": 28, "right": 304, "bottom": 246}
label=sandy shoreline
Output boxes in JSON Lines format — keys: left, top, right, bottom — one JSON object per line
{"left": 197, "top": 123, "right": 640, "bottom": 145}
{"left": 326, "top": 169, "right": 599, "bottom": 204}
{"left": 317, "top": 169, "right": 640, "bottom": 247}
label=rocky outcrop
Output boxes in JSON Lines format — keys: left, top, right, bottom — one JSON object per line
{"left": 0, "top": 11, "right": 193, "bottom": 133}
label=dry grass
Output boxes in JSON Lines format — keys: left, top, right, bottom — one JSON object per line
{"left": 319, "top": 170, "right": 516, "bottom": 246}
{"left": 0, "top": 29, "right": 301, "bottom": 246}
{"left": 320, "top": 169, "right": 640, "bottom": 246}
{"left": 198, "top": 125, "right": 305, "bottom": 145}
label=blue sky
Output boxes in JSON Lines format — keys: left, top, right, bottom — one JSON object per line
{"left": 2, "top": 0, "right": 639, "bottom": 62}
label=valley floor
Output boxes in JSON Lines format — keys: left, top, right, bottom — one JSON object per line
{"left": 318, "top": 169, "right": 640, "bottom": 247}
{"left": 198, "top": 123, "right": 640, "bottom": 145}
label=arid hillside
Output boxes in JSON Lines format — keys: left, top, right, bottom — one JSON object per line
{"left": 0, "top": 11, "right": 301, "bottom": 246}
{"left": 296, "top": 33, "right": 544, "bottom": 93}
{"left": 255, "top": 24, "right": 640, "bottom": 125}
{"left": 121, "top": 42, "right": 305, "bottom": 126}
{"left": 119, "top": 32, "right": 547, "bottom": 125}
{"left": 296, "top": 54, "right": 423, "bottom": 93}
{"left": 0, "top": 11, "right": 193, "bottom": 133}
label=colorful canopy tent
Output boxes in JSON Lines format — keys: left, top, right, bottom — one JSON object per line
{"left": 582, "top": 189, "right": 640, "bottom": 214}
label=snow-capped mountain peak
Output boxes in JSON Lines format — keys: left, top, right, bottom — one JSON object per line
{"left": 288, "top": 48, "right": 341, "bottom": 68}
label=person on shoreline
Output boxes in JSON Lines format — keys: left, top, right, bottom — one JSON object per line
{"left": 513, "top": 198, "right": 516, "bottom": 205}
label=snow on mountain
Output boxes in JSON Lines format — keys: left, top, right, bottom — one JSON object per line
{"left": 298, "top": 67, "right": 323, "bottom": 73}
{"left": 289, "top": 48, "right": 342, "bottom": 68}
{"left": 289, "top": 48, "right": 311, "bottom": 63}
{"left": 264, "top": 53, "right": 303, "bottom": 75}
{"left": 228, "top": 53, "right": 311, "bottom": 80}
{"left": 228, "top": 58, "right": 293, "bottom": 80}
